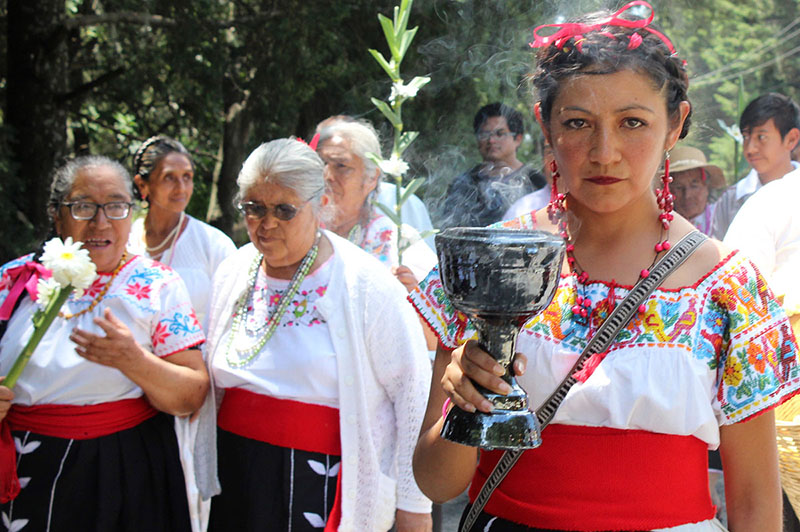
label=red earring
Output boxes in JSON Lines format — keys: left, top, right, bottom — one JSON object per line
{"left": 547, "top": 159, "right": 566, "bottom": 226}
{"left": 654, "top": 151, "right": 673, "bottom": 251}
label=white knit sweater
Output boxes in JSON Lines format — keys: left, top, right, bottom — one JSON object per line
{"left": 202, "top": 231, "right": 432, "bottom": 530}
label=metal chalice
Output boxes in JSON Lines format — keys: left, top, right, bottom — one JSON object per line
{"left": 436, "top": 227, "right": 565, "bottom": 450}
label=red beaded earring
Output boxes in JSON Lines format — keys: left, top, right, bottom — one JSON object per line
{"left": 547, "top": 159, "right": 566, "bottom": 226}
{"left": 654, "top": 151, "right": 674, "bottom": 251}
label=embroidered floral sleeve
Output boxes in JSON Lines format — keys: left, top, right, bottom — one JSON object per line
{"left": 120, "top": 258, "right": 204, "bottom": 357}
{"left": 408, "top": 212, "right": 538, "bottom": 349}
{"left": 709, "top": 252, "right": 800, "bottom": 424}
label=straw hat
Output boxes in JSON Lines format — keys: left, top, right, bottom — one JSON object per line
{"left": 668, "top": 145, "right": 726, "bottom": 190}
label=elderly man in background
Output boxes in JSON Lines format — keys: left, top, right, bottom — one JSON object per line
{"left": 668, "top": 145, "right": 726, "bottom": 236}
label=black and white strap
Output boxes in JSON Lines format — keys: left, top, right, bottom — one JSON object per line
{"left": 459, "top": 230, "right": 707, "bottom": 532}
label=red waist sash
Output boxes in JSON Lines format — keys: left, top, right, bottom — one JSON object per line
{"left": 218, "top": 388, "right": 343, "bottom": 532}
{"left": 217, "top": 387, "right": 341, "bottom": 455}
{"left": 1, "top": 397, "right": 157, "bottom": 503}
{"left": 471, "top": 424, "right": 715, "bottom": 531}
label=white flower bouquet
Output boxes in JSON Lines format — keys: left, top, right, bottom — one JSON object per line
{"left": 3, "top": 237, "right": 96, "bottom": 388}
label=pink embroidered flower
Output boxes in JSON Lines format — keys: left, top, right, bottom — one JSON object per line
{"left": 315, "top": 285, "right": 327, "bottom": 297}
{"left": 126, "top": 282, "right": 151, "bottom": 300}
{"left": 378, "top": 229, "right": 392, "bottom": 242}
{"left": 152, "top": 322, "right": 170, "bottom": 346}
{"left": 269, "top": 294, "right": 281, "bottom": 306}
{"left": 84, "top": 276, "right": 108, "bottom": 298}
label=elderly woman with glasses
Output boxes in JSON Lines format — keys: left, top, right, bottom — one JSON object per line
{"left": 205, "top": 138, "right": 433, "bottom": 531}
{"left": 0, "top": 155, "right": 209, "bottom": 531}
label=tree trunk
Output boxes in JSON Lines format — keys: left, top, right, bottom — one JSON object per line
{"left": 213, "top": 75, "right": 253, "bottom": 235}
{"left": 6, "top": 0, "right": 69, "bottom": 240}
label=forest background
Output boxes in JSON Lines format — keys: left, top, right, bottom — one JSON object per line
{"left": 1, "top": 0, "right": 799, "bottom": 263}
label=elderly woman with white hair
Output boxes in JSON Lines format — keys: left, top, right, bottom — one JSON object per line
{"left": 205, "top": 138, "right": 433, "bottom": 531}
{"left": 316, "top": 119, "right": 436, "bottom": 291}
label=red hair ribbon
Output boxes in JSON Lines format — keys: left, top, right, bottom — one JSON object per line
{"left": 0, "top": 261, "right": 51, "bottom": 321}
{"left": 531, "top": 1, "right": 676, "bottom": 55}
{"left": 296, "top": 133, "right": 321, "bottom": 152}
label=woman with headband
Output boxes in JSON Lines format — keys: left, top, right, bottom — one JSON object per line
{"left": 410, "top": 3, "right": 797, "bottom": 531}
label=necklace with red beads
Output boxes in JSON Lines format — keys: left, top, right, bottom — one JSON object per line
{"left": 548, "top": 201, "right": 673, "bottom": 327}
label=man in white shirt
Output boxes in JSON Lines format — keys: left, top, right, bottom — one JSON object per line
{"left": 712, "top": 93, "right": 800, "bottom": 239}
{"left": 724, "top": 167, "right": 800, "bottom": 322}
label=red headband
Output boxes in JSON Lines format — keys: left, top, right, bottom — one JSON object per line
{"left": 530, "top": 1, "right": 676, "bottom": 55}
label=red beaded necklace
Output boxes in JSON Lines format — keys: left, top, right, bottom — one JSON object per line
{"left": 547, "top": 155, "right": 675, "bottom": 325}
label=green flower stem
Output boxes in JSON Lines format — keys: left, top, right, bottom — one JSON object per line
{"left": 4, "top": 286, "right": 73, "bottom": 389}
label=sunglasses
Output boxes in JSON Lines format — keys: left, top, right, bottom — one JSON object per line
{"left": 237, "top": 201, "right": 306, "bottom": 221}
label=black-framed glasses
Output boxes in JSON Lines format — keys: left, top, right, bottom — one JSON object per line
{"left": 476, "top": 129, "right": 514, "bottom": 141}
{"left": 237, "top": 201, "right": 305, "bottom": 221}
{"left": 61, "top": 201, "right": 134, "bottom": 221}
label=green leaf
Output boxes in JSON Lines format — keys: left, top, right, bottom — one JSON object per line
{"left": 378, "top": 14, "right": 398, "bottom": 57}
{"left": 397, "top": 26, "right": 419, "bottom": 59}
{"left": 371, "top": 97, "right": 402, "bottom": 128}
{"left": 407, "top": 75, "right": 430, "bottom": 92}
{"left": 397, "top": 131, "right": 419, "bottom": 154}
{"left": 396, "top": 0, "right": 412, "bottom": 36}
{"left": 374, "top": 201, "right": 401, "bottom": 226}
{"left": 368, "top": 49, "right": 396, "bottom": 79}
{"left": 418, "top": 228, "right": 439, "bottom": 241}
{"left": 400, "top": 177, "right": 425, "bottom": 204}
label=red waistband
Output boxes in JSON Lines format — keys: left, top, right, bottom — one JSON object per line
{"left": 218, "top": 388, "right": 341, "bottom": 455}
{"left": 1, "top": 397, "right": 157, "bottom": 504}
{"left": 7, "top": 396, "right": 157, "bottom": 439}
{"left": 470, "top": 424, "right": 715, "bottom": 531}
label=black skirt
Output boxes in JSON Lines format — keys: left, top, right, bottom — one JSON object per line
{"left": 209, "top": 428, "right": 340, "bottom": 532}
{"left": 0, "top": 412, "right": 191, "bottom": 532}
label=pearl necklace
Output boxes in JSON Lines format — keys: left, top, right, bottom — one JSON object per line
{"left": 145, "top": 211, "right": 185, "bottom": 253}
{"left": 225, "top": 234, "right": 320, "bottom": 368}
{"left": 59, "top": 254, "right": 127, "bottom": 320}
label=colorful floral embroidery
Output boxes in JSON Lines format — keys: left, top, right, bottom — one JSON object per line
{"left": 410, "top": 222, "right": 800, "bottom": 425}
{"left": 245, "top": 271, "right": 328, "bottom": 329}
{"left": 125, "top": 281, "right": 151, "bottom": 300}
{"left": 358, "top": 215, "right": 397, "bottom": 265}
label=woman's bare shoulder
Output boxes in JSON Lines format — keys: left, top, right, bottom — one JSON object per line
{"left": 662, "top": 233, "right": 733, "bottom": 289}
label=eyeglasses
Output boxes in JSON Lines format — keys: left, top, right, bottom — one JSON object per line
{"left": 476, "top": 129, "right": 515, "bottom": 141}
{"left": 61, "top": 201, "right": 134, "bottom": 221}
{"left": 237, "top": 201, "right": 306, "bottom": 221}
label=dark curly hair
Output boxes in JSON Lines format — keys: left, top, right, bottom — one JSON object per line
{"left": 131, "top": 135, "right": 194, "bottom": 200}
{"left": 532, "top": 9, "right": 691, "bottom": 140}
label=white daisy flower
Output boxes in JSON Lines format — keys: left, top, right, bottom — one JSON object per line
{"left": 40, "top": 237, "right": 97, "bottom": 291}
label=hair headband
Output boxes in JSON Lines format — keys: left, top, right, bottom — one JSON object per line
{"left": 530, "top": 1, "right": 676, "bottom": 55}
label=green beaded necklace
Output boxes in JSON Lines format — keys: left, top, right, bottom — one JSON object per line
{"left": 225, "top": 234, "right": 320, "bottom": 368}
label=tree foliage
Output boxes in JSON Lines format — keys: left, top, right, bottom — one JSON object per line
{"left": 2, "top": 0, "right": 800, "bottom": 262}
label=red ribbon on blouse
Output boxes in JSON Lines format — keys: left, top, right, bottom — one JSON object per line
{"left": 0, "top": 261, "right": 51, "bottom": 321}
{"left": 530, "top": 1, "right": 676, "bottom": 54}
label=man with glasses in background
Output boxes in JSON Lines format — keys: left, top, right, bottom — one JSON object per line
{"left": 439, "top": 102, "right": 546, "bottom": 228}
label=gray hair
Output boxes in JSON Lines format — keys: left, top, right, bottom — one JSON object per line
{"left": 236, "top": 138, "right": 326, "bottom": 212}
{"left": 317, "top": 119, "right": 383, "bottom": 181}
{"left": 47, "top": 155, "right": 132, "bottom": 221}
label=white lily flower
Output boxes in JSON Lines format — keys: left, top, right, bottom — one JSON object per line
{"left": 35, "top": 278, "right": 62, "bottom": 308}
{"left": 389, "top": 81, "right": 419, "bottom": 103}
{"left": 378, "top": 154, "right": 409, "bottom": 177}
{"left": 398, "top": 223, "right": 422, "bottom": 249}
{"left": 40, "top": 237, "right": 97, "bottom": 291}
